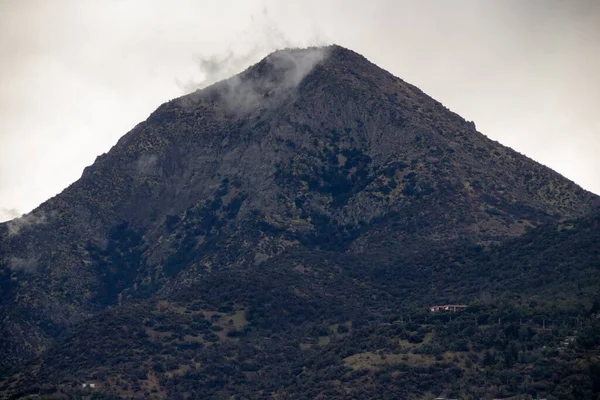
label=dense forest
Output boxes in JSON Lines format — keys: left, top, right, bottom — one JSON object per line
{"left": 3, "top": 214, "right": 599, "bottom": 399}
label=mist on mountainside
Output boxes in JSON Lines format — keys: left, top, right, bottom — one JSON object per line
{"left": 0, "top": 45, "right": 599, "bottom": 400}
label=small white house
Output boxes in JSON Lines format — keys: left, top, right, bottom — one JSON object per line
{"left": 429, "top": 304, "right": 467, "bottom": 313}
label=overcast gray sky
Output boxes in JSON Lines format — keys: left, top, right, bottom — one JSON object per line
{"left": 1, "top": 0, "right": 599, "bottom": 221}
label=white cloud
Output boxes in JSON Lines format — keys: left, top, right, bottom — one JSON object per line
{"left": 0, "top": 208, "right": 22, "bottom": 222}
{"left": 5, "top": 211, "right": 49, "bottom": 236}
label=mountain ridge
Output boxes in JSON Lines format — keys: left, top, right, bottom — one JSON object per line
{"left": 0, "top": 45, "right": 599, "bottom": 398}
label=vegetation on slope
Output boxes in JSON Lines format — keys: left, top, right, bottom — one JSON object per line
{"left": 3, "top": 214, "right": 599, "bottom": 399}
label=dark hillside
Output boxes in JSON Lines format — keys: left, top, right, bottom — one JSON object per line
{"left": 0, "top": 45, "right": 598, "bottom": 398}
{"left": 3, "top": 213, "right": 599, "bottom": 399}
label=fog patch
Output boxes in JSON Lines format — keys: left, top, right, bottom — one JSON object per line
{"left": 0, "top": 208, "right": 22, "bottom": 223}
{"left": 179, "top": 8, "right": 300, "bottom": 94}
{"left": 266, "top": 46, "right": 329, "bottom": 89}
{"left": 6, "top": 211, "right": 48, "bottom": 236}
{"left": 9, "top": 256, "right": 37, "bottom": 273}
{"left": 176, "top": 8, "right": 329, "bottom": 113}
{"left": 136, "top": 154, "right": 158, "bottom": 176}
{"left": 190, "top": 46, "right": 329, "bottom": 115}
{"left": 229, "top": 46, "right": 327, "bottom": 112}
{"left": 180, "top": 47, "right": 267, "bottom": 94}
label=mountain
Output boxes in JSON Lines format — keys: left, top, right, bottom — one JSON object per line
{"left": 4, "top": 213, "right": 600, "bottom": 399}
{"left": 0, "top": 45, "right": 599, "bottom": 399}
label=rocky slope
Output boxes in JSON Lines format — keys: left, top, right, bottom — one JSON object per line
{"left": 0, "top": 45, "right": 598, "bottom": 397}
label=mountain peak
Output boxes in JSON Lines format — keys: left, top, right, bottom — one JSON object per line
{"left": 1, "top": 45, "right": 599, "bottom": 383}
{"left": 245, "top": 44, "right": 364, "bottom": 78}
{"left": 174, "top": 44, "right": 382, "bottom": 115}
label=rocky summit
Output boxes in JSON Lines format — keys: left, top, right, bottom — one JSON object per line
{"left": 1, "top": 45, "right": 599, "bottom": 399}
